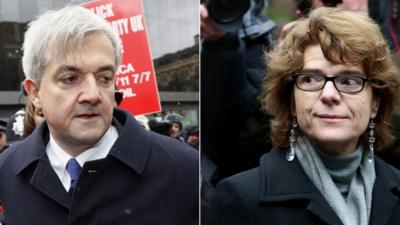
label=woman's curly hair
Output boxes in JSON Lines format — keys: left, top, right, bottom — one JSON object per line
{"left": 261, "top": 7, "right": 400, "bottom": 151}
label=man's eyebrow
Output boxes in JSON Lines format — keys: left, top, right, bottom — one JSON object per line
{"left": 55, "top": 64, "right": 116, "bottom": 75}
{"left": 96, "top": 65, "right": 116, "bottom": 74}
{"left": 56, "top": 65, "right": 82, "bottom": 75}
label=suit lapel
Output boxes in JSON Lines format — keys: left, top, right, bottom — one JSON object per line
{"left": 13, "top": 122, "right": 71, "bottom": 209}
{"left": 369, "top": 181, "right": 398, "bottom": 225}
{"left": 258, "top": 149, "right": 343, "bottom": 225}
{"left": 30, "top": 156, "right": 71, "bottom": 209}
{"left": 306, "top": 193, "right": 344, "bottom": 225}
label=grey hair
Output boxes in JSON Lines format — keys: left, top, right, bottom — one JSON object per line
{"left": 22, "top": 5, "right": 122, "bottom": 82}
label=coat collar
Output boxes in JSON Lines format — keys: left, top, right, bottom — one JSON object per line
{"left": 11, "top": 122, "right": 71, "bottom": 208}
{"left": 14, "top": 108, "right": 150, "bottom": 176}
{"left": 107, "top": 108, "right": 150, "bottom": 175}
{"left": 11, "top": 108, "right": 151, "bottom": 209}
{"left": 258, "top": 148, "right": 315, "bottom": 201}
{"left": 258, "top": 148, "right": 400, "bottom": 225}
{"left": 258, "top": 148, "right": 344, "bottom": 225}
{"left": 13, "top": 121, "right": 50, "bottom": 175}
{"left": 369, "top": 157, "right": 400, "bottom": 225}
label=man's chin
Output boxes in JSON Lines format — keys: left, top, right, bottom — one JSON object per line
{"left": 70, "top": 129, "right": 107, "bottom": 145}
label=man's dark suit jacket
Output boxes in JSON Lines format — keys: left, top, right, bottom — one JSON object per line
{"left": 0, "top": 108, "right": 199, "bottom": 225}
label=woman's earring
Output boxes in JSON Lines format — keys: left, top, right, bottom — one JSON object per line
{"left": 287, "top": 118, "right": 297, "bottom": 161}
{"left": 368, "top": 119, "right": 376, "bottom": 161}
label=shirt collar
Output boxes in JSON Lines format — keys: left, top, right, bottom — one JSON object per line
{"left": 46, "top": 125, "right": 118, "bottom": 190}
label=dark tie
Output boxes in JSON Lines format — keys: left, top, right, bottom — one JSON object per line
{"left": 66, "top": 158, "right": 81, "bottom": 192}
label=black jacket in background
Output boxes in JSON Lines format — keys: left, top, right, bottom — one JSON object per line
{"left": 369, "top": 0, "right": 400, "bottom": 53}
{"left": 201, "top": 34, "right": 272, "bottom": 181}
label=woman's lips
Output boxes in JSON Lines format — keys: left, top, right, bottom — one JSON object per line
{"left": 316, "top": 114, "right": 349, "bottom": 122}
{"left": 317, "top": 114, "right": 348, "bottom": 119}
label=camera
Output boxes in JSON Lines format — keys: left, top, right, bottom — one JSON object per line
{"left": 204, "top": 0, "right": 275, "bottom": 41}
{"left": 148, "top": 119, "right": 172, "bottom": 136}
{"left": 205, "top": 0, "right": 250, "bottom": 32}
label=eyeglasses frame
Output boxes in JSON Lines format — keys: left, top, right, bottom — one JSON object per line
{"left": 290, "top": 72, "right": 372, "bottom": 94}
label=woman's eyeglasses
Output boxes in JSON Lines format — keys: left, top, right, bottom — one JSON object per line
{"left": 291, "top": 72, "right": 383, "bottom": 94}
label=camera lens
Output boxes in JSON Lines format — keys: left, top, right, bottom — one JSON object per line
{"left": 206, "top": 0, "right": 250, "bottom": 25}
{"left": 213, "top": 0, "right": 240, "bottom": 23}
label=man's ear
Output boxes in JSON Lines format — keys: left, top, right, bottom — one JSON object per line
{"left": 24, "top": 79, "right": 42, "bottom": 111}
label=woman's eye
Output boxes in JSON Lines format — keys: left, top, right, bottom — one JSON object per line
{"left": 300, "top": 74, "right": 321, "bottom": 83}
{"left": 304, "top": 76, "right": 316, "bottom": 83}
{"left": 339, "top": 76, "right": 362, "bottom": 86}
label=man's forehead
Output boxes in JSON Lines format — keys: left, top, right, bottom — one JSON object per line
{"left": 48, "top": 32, "right": 115, "bottom": 61}
{"left": 45, "top": 37, "right": 115, "bottom": 71}
{"left": 45, "top": 55, "right": 115, "bottom": 74}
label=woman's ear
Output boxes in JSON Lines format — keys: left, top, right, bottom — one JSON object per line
{"left": 291, "top": 92, "right": 297, "bottom": 117}
{"left": 370, "top": 96, "right": 380, "bottom": 119}
{"left": 24, "top": 79, "right": 42, "bottom": 112}
{"left": 291, "top": 107, "right": 297, "bottom": 117}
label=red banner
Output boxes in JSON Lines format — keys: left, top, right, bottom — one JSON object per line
{"left": 83, "top": 0, "right": 161, "bottom": 115}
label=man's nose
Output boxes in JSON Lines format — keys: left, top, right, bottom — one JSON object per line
{"left": 320, "top": 80, "right": 341, "bottom": 105}
{"left": 79, "top": 75, "right": 101, "bottom": 105}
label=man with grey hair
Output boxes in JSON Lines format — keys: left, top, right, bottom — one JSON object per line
{"left": 0, "top": 5, "right": 198, "bottom": 225}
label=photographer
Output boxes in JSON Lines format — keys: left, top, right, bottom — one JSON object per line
{"left": 201, "top": 0, "right": 275, "bottom": 218}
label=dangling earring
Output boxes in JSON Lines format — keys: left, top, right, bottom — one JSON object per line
{"left": 287, "top": 118, "right": 297, "bottom": 161}
{"left": 368, "top": 119, "right": 376, "bottom": 162}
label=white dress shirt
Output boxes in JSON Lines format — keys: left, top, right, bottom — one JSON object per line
{"left": 46, "top": 125, "right": 119, "bottom": 191}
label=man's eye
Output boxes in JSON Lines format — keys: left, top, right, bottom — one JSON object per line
{"left": 98, "top": 74, "right": 113, "bottom": 84}
{"left": 61, "top": 75, "right": 78, "bottom": 84}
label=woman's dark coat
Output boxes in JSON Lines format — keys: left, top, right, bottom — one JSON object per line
{"left": 205, "top": 148, "right": 400, "bottom": 225}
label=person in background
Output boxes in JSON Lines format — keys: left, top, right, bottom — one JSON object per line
{"left": 200, "top": 0, "right": 274, "bottom": 183}
{"left": 0, "top": 120, "right": 5, "bottom": 223}
{"left": 184, "top": 125, "right": 199, "bottom": 150}
{"left": 5, "top": 109, "right": 25, "bottom": 146}
{"left": 0, "top": 5, "right": 198, "bottom": 225}
{"left": 200, "top": 0, "right": 275, "bottom": 219}
{"left": 205, "top": 7, "right": 400, "bottom": 225}
{"left": 165, "top": 113, "right": 185, "bottom": 142}
{"left": 0, "top": 121, "right": 6, "bottom": 152}
{"left": 292, "top": 0, "right": 399, "bottom": 53}
{"left": 23, "top": 97, "right": 44, "bottom": 138}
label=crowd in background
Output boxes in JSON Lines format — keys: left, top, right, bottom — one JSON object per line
{"left": 0, "top": 106, "right": 199, "bottom": 153}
